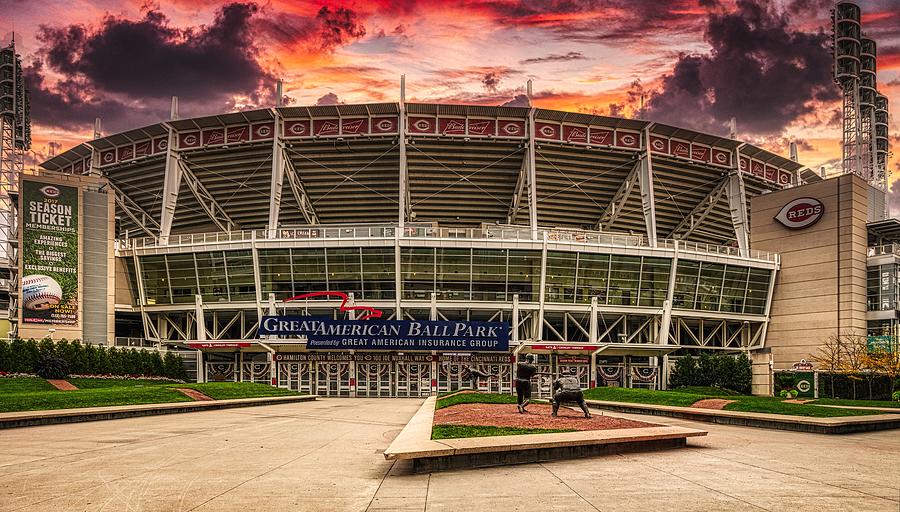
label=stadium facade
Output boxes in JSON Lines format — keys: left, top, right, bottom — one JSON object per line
{"left": 29, "top": 99, "right": 894, "bottom": 397}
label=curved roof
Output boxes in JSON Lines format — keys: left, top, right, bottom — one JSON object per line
{"left": 41, "top": 103, "right": 809, "bottom": 246}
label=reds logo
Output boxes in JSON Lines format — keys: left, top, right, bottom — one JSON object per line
{"left": 290, "top": 123, "right": 307, "bottom": 135}
{"left": 376, "top": 119, "right": 394, "bottom": 131}
{"left": 182, "top": 134, "right": 198, "bottom": 146}
{"left": 40, "top": 185, "right": 60, "bottom": 198}
{"left": 501, "top": 122, "right": 522, "bottom": 135}
{"left": 539, "top": 125, "right": 557, "bottom": 138}
{"left": 651, "top": 139, "right": 665, "bottom": 151}
{"left": 714, "top": 152, "right": 728, "bottom": 164}
{"left": 774, "top": 197, "right": 824, "bottom": 229}
{"left": 620, "top": 134, "right": 636, "bottom": 146}
{"left": 256, "top": 125, "right": 272, "bottom": 137}
{"left": 413, "top": 119, "right": 432, "bottom": 131}
{"left": 156, "top": 139, "right": 168, "bottom": 152}
{"left": 102, "top": 152, "right": 114, "bottom": 163}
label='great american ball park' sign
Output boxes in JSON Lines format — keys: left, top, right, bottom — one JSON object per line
{"left": 258, "top": 317, "right": 510, "bottom": 352}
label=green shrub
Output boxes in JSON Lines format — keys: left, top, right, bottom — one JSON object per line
{"left": 670, "top": 353, "right": 752, "bottom": 394}
{"left": 0, "top": 339, "right": 10, "bottom": 371}
{"left": 35, "top": 357, "right": 70, "bottom": 379}
{"left": 669, "top": 357, "right": 698, "bottom": 388}
{"left": 892, "top": 391, "right": 900, "bottom": 402}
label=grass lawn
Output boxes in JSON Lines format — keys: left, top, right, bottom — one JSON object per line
{"left": 808, "top": 398, "right": 900, "bottom": 409}
{"left": 0, "top": 377, "right": 57, "bottom": 393}
{"left": 435, "top": 391, "right": 518, "bottom": 410}
{"left": 583, "top": 386, "right": 888, "bottom": 418}
{"left": 0, "top": 378, "right": 303, "bottom": 413}
{"left": 432, "top": 424, "right": 576, "bottom": 440}
{"left": 178, "top": 382, "right": 300, "bottom": 400}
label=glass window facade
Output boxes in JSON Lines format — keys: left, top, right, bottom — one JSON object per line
{"left": 134, "top": 246, "right": 771, "bottom": 313}
{"left": 867, "top": 264, "right": 899, "bottom": 311}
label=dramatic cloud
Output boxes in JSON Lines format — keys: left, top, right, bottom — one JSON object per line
{"left": 501, "top": 94, "right": 530, "bottom": 107}
{"left": 642, "top": 0, "right": 839, "bottom": 136}
{"left": 482, "top": 72, "right": 501, "bottom": 92}
{"left": 316, "top": 6, "right": 366, "bottom": 50}
{"left": 519, "top": 51, "right": 586, "bottom": 65}
{"left": 316, "top": 92, "right": 340, "bottom": 106}
{"left": 36, "top": 3, "right": 272, "bottom": 101}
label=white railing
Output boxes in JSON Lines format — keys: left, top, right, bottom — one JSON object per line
{"left": 117, "top": 224, "right": 778, "bottom": 262}
{"left": 867, "top": 244, "right": 900, "bottom": 258}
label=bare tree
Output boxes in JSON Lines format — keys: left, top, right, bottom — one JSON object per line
{"left": 812, "top": 335, "right": 844, "bottom": 398}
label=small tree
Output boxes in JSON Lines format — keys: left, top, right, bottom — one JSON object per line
{"left": 812, "top": 335, "right": 845, "bottom": 398}
{"left": 669, "top": 356, "right": 698, "bottom": 388}
{"left": 696, "top": 353, "right": 716, "bottom": 387}
{"left": 838, "top": 334, "right": 868, "bottom": 399}
{"left": 0, "top": 339, "right": 10, "bottom": 372}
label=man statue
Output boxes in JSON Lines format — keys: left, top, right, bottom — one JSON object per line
{"left": 515, "top": 354, "right": 538, "bottom": 413}
{"left": 551, "top": 370, "right": 592, "bottom": 418}
{"left": 465, "top": 366, "right": 494, "bottom": 388}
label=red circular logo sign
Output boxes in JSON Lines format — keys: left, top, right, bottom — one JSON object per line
{"left": 774, "top": 197, "right": 824, "bottom": 229}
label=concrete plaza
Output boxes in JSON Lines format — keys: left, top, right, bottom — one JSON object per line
{"left": 0, "top": 399, "right": 898, "bottom": 512}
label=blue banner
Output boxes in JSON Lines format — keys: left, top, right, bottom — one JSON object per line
{"left": 258, "top": 317, "right": 509, "bottom": 352}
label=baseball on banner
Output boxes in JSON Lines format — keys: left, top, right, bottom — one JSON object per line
{"left": 22, "top": 275, "right": 63, "bottom": 311}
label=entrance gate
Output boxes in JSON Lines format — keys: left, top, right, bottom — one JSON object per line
{"left": 317, "top": 362, "right": 352, "bottom": 397}
{"left": 396, "top": 362, "right": 431, "bottom": 397}
{"left": 278, "top": 362, "right": 314, "bottom": 394}
{"left": 356, "top": 362, "right": 392, "bottom": 397}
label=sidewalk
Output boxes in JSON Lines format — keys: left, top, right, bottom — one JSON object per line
{"left": 585, "top": 399, "right": 900, "bottom": 434}
{"left": 0, "top": 394, "right": 316, "bottom": 429}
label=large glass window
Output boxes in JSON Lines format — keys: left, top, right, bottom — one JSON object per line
{"left": 607, "top": 255, "right": 641, "bottom": 306}
{"left": 195, "top": 251, "right": 229, "bottom": 302}
{"left": 866, "top": 264, "right": 898, "bottom": 312}
{"left": 436, "top": 248, "right": 471, "bottom": 301}
{"left": 291, "top": 248, "right": 327, "bottom": 295}
{"left": 139, "top": 255, "right": 170, "bottom": 305}
{"left": 545, "top": 251, "right": 577, "bottom": 303}
{"left": 259, "top": 249, "right": 293, "bottom": 299}
{"left": 123, "top": 258, "right": 140, "bottom": 305}
{"left": 697, "top": 262, "right": 725, "bottom": 311}
{"left": 326, "top": 248, "right": 363, "bottom": 298}
{"left": 507, "top": 250, "right": 541, "bottom": 302}
{"left": 472, "top": 249, "right": 507, "bottom": 301}
{"left": 361, "top": 247, "right": 395, "bottom": 300}
{"left": 638, "top": 257, "right": 671, "bottom": 307}
{"left": 720, "top": 266, "right": 749, "bottom": 313}
{"left": 744, "top": 268, "right": 771, "bottom": 315}
{"left": 673, "top": 260, "right": 700, "bottom": 309}
{"left": 401, "top": 247, "right": 435, "bottom": 300}
{"left": 225, "top": 250, "right": 255, "bottom": 301}
{"left": 166, "top": 253, "right": 198, "bottom": 304}
{"left": 576, "top": 253, "right": 609, "bottom": 304}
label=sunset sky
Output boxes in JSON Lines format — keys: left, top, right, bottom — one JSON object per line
{"left": 2, "top": 0, "right": 899, "bottom": 207}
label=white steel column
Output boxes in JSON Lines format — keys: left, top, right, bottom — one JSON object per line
{"left": 194, "top": 294, "right": 206, "bottom": 341}
{"left": 535, "top": 231, "right": 548, "bottom": 341}
{"left": 399, "top": 75, "right": 408, "bottom": 229}
{"left": 658, "top": 241, "right": 679, "bottom": 345}
{"left": 758, "top": 258, "right": 779, "bottom": 349}
{"left": 251, "top": 232, "right": 263, "bottom": 320}
{"left": 267, "top": 110, "right": 284, "bottom": 236}
{"left": 394, "top": 230, "right": 402, "bottom": 319}
{"left": 639, "top": 123, "right": 657, "bottom": 247}
{"left": 526, "top": 80, "right": 538, "bottom": 240}
{"left": 728, "top": 145, "right": 750, "bottom": 258}
{"left": 159, "top": 125, "right": 181, "bottom": 245}
{"left": 512, "top": 294, "right": 520, "bottom": 343}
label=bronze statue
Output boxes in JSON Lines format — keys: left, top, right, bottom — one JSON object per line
{"left": 465, "top": 366, "right": 494, "bottom": 388}
{"left": 515, "top": 354, "right": 538, "bottom": 413}
{"left": 551, "top": 371, "right": 592, "bottom": 418}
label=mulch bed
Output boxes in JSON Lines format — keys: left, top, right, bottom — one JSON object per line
{"left": 46, "top": 379, "right": 78, "bottom": 391}
{"left": 690, "top": 399, "right": 737, "bottom": 410}
{"left": 433, "top": 403, "right": 658, "bottom": 431}
{"left": 174, "top": 388, "right": 214, "bottom": 401}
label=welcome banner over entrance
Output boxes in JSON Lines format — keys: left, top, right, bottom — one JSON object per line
{"left": 258, "top": 317, "right": 509, "bottom": 352}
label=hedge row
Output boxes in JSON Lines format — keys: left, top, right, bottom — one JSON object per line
{"left": 776, "top": 371, "right": 896, "bottom": 401}
{"left": 0, "top": 338, "right": 188, "bottom": 381}
{"left": 669, "top": 353, "right": 752, "bottom": 394}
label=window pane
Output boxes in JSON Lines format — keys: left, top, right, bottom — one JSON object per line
{"left": 638, "top": 257, "right": 671, "bottom": 307}
{"left": 673, "top": 260, "right": 700, "bottom": 309}
{"left": 166, "top": 253, "right": 198, "bottom": 304}
{"left": 472, "top": 249, "right": 507, "bottom": 301}
{"left": 139, "top": 255, "right": 170, "bottom": 305}
{"left": 361, "top": 247, "right": 395, "bottom": 300}
{"left": 196, "top": 252, "right": 229, "bottom": 302}
{"left": 401, "top": 248, "right": 435, "bottom": 300}
{"left": 697, "top": 262, "right": 725, "bottom": 311}
{"left": 292, "top": 248, "right": 327, "bottom": 295}
{"left": 720, "top": 266, "right": 749, "bottom": 313}
{"left": 226, "top": 250, "right": 255, "bottom": 301}
{"left": 608, "top": 256, "right": 641, "bottom": 306}
{"left": 507, "top": 250, "right": 541, "bottom": 302}
{"left": 545, "top": 251, "right": 576, "bottom": 303}
{"left": 576, "top": 253, "right": 609, "bottom": 304}
{"left": 745, "top": 268, "right": 771, "bottom": 314}
{"left": 436, "top": 248, "right": 471, "bottom": 301}
{"left": 259, "top": 249, "right": 293, "bottom": 299}
{"left": 124, "top": 258, "right": 140, "bottom": 305}
{"left": 326, "top": 248, "right": 362, "bottom": 298}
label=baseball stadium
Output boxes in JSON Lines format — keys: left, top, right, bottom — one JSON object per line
{"left": 29, "top": 92, "right": 835, "bottom": 398}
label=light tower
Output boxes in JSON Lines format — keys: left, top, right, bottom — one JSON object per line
{"left": 831, "top": 2, "right": 891, "bottom": 200}
{"left": 0, "top": 37, "right": 30, "bottom": 337}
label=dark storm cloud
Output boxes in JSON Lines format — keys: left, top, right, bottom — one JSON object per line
{"left": 519, "top": 52, "right": 586, "bottom": 64}
{"left": 482, "top": 72, "right": 501, "bottom": 92}
{"left": 317, "top": 6, "right": 366, "bottom": 50}
{"left": 501, "top": 94, "right": 530, "bottom": 107}
{"left": 316, "top": 92, "right": 341, "bottom": 106}
{"left": 642, "top": 0, "right": 839, "bottom": 136}
{"left": 36, "top": 3, "right": 272, "bottom": 101}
